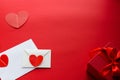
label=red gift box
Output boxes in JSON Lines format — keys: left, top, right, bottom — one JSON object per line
{"left": 87, "top": 47, "right": 120, "bottom": 80}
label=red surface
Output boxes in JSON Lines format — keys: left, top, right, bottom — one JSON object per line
{"left": 0, "top": 0, "right": 120, "bottom": 80}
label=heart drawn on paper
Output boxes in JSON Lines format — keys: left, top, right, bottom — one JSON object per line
{"left": 0, "top": 54, "right": 8, "bottom": 67}
{"left": 5, "top": 11, "right": 29, "bottom": 29}
{"left": 29, "top": 54, "right": 43, "bottom": 67}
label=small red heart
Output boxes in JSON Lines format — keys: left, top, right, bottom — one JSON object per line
{"left": 0, "top": 54, "right": 8, "bottom": 67}
{"left": 5, "top": 11, "right": 28, "bottom": 29}
{"left": 29, "top": 54, "right": 43, "bottom": 67}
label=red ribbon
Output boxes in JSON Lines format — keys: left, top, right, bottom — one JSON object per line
{"left": 91, "top": 47, "right": 120, "bottom": 76}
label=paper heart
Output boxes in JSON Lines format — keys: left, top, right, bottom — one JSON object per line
{"left": 0, "top": 54, "right": 8, "bottom": 67}
{"left": 5, "top": 11, "right": 28, "bottom": 29}
{"left": 29, "top": 54, "right": 43, "bottom": 67}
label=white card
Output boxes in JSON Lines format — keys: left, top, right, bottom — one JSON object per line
{"left": 23, "top": 49, "right": 51, "bottom": 68}
{"left": 0, "top": 39, "right": 37, "bottom": 80}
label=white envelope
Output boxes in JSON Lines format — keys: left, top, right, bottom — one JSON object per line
{"left": 23, "top": 49, "right": 51, "bottom": 68}
{"left": 0, "top": 39, "right": 51, "bottom": 80}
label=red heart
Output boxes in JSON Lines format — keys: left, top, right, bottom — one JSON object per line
{"left": 0, "top": 54, "right": 8, "bottom": 67}
{"left": 5, "top": 11, "right": 28, "bottom": 29}
{"left": 29, "top": 54, "right": 43, "bottom": 67}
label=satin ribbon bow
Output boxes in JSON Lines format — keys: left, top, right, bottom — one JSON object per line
{"left": 91, "top": 47, "right": 120, "bottom": 76}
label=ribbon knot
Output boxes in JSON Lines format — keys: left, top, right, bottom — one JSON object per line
{"left": 91, "top": 47, "right": 120, "bottom": 76}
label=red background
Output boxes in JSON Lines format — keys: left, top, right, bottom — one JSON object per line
{"left": 0, "top": 0, "right": 120, "bottom": 80}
